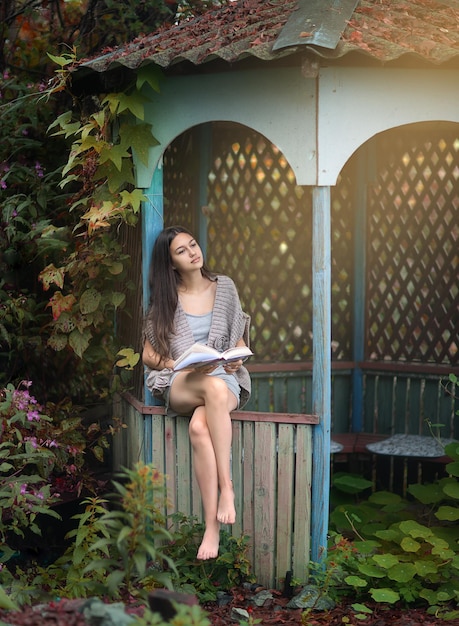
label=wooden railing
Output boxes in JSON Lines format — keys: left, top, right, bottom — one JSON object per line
{"left": 113, "top": 393, "right": 318, "bottom": 589}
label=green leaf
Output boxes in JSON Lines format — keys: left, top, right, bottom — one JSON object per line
{"left": 370, "top": 588, "right": 400, "bottom": 604}
{"left": 445, "top": 461, "right": 459, "bottom": 477}
{"left": 374, "top": 528, "right": 402, "bottom": 543}
{"left": 116, "top": 525, "right": 132, "bottom": 547}
{"left": 387, "top": 563, "right": 416, "bottom": 583}
{"left": 398, "top": 520, "right": 432, "bottom": 539}
{"left": 0, "top": 585, "right": 19, "bottom": 610}
{"left": 69, "top": 328, "right": 92, "bottom": 358}
{"left": 95, "top": 158, "right": 135, "bottom": 193}
{"left": 116, "top": 348, "right": 140, "bottom": 370}
{"left": 444, "top": 442, "right": 459, "bottom": 461}
{"left": 47, "top": 52, "right": 75, "bottom": 67}
{"left": 357, "top": 563, "right": 385, "bottom": 578}
{"left": 442, "top": 480, "right": 459, "bottom": 499}
{"left": 106, "top": 569, "right": 125, "bottom": 594}
{"left": 414, "top": 560, "right": 438, "bottom": 576}
{"left": 105, "top": 261, "right": 124, "bottom": 276}
{"left": 344, "top": 575, "right": 367, "bottom": 588}
{"left": 99, "top": 143, "right": 130, "bottom": 172}
{"left": 368, "top": 491, "right": 402, "bottom": 505}
{"left": 104, "top": 92, "right": 147, "bottom": 120}
{"left": 119, "top": 188, "right": 147, "bottom": 213}
{"left": 111, "top": 292, "right": 126, "bottom": 309}
{"left": 400, "top": 537, "right": 421, "bottom": 552}
{"left": 435, "top": 505, "right": 459, "bottom": 522}
{"left": 133, "top": 551, "right": 147, "bottom": 576}
{"left": 119, "top": 122, "right": 159, "bottom": 166}
{"left": 93, "top": 446, "right": 104, "bottom": 462}
{"left": 79, "top": 289, "right": 101, "bottom": 314}
{"left": 351, "top": 603, "right": 373, "bottom": 614}
{"left": 136, "top": 66, "right": 163, "bottom": 93}
{"left": 353, "top": 540, "right": 381, "bottom": 554}
{"left": 333, "top": 474, "right": 373, "bottom": 494}
{"left": 407, "top": 483, "right": 444, "bottom": 504}
{"left": 372, "top": 554, "right": 400, "bottom": 569}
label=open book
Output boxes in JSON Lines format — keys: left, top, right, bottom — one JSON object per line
{"left": 173, "top": 343, "right": 253, "bottom": 372}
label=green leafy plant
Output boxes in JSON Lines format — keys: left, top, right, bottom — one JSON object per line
{"left": 163, "top": 513, "right": 256, "bottom": 602}
{"left": 3, "top": 464, "right": 174, "bottom": 606}
{"left": 74, "top": 464, "right": 174, "bottom": 600}
{"left": 325, "top": 428, "right": 459, "bottom": 620}
{"left": 0, "top": 378, "right": 122, "bottom": 609}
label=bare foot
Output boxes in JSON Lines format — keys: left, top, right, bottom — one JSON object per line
{"left": 217, "top": 486, "right": 236, "bottom": 525}
{"left": 197, "top": 524, "right": 220, "bottom": 560}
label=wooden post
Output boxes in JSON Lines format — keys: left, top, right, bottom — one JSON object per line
{"left": 142, "top": 163, "right": 164, "bottom": 459}
{"left": 311, "top": 185, "right": 331, "bottom": 564}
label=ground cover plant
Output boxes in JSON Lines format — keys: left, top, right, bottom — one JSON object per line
{"left": 322, "top": 390, "right": 459, "bottom": 622}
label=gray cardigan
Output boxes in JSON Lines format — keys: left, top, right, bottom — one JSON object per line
{"left": 144, "top": 275, "right": 251, "bottom": 408}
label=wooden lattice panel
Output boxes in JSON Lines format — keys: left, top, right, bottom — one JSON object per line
{"left": 331, "top": 172, "right": 354, "bottom": 360}
{"left": 367, "top": 127, "right": 459, "bottom": 364}
{"left": 206, "top": 126, "right": 312, "bottom": 362}
{"left": 163, "top": 131, "right": 197, "bottom": 233}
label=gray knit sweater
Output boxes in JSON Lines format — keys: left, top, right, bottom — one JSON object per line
{"left": 144, "top": 275, "right": 251, "bottom": 408}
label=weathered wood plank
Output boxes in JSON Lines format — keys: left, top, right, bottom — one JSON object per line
{"left": 231, "top": 420, "right": 244, "bottom": 538}
{"left": 152, "top": 414, "right": 165, "bottom": 475}
{"left": 176, "top": 416, "right": 192, "bottom": 517}
{"left": 276, "top": 424, "right": 294, "bottom": 586}
{"left": 253, "top": 422, "right": 277, "bottom": 588}
{"left": 242, "top": 420, "right": 255, "bottom": 567}
{"left": 126, "top": 403, "right": 143, "bottom": 468}
{"left": 293, "top": 425, "right": 312, "bottom": 581}
{"left": 164, "top": 416, "right": 177, "bottom": 517}
{"left": 151, "top": 414, "right": 167, "bottom": 520}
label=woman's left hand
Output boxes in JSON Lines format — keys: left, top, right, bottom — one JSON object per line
{"left": 223, "top": 359, "right": 243, "bottom": 374}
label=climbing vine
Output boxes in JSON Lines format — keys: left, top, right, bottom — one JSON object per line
{"left": 38, "top": 51, "right": 162, "bottom": 392}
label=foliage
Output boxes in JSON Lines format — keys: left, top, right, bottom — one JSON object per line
{"left": 0, "top": 69, "right": 77, "bottom": 400}
{"left": 1, "top": 0, "right": 230, "bottom": 404}
{"left": 0, "top": 55, "right": 146, "bottom": 401}
{"left": 322, "top": 432, "right": 459, "bottom": 620}
{"left": 1, "top": 0, "right": 178, "bottom": 71}
{"left": 0, "top": 380, "right": 117, "bottom": 580}
{"left": 163, "top": 513, "right": 255, "bottom": 602}
{"left": 2, "top": 463, "right": 174, "bottom": 606}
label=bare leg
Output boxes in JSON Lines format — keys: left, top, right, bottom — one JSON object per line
{"left": 169, "top": 373, "right": 238, "bottom": 559}
{"left": 189, "top": 407, "right": 220, "bottom": 559}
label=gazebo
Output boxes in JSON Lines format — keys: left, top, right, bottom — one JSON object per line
{"left": 75, "top": 0, "right": 459, "bottom": 587}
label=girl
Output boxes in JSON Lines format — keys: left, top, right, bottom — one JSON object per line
{"left": 142, "top": 226, "right": 251, "bottom": 560}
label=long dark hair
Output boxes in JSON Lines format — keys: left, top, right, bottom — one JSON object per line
{"left": 145, "top": 225, "right": 214, "bottom": 359}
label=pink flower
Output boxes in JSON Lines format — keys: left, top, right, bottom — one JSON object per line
{"left": 27, "top": 409, "right": 40, "bottom": 422}
{"left": 24, "top": 437, "right": 38, "bottom": 448}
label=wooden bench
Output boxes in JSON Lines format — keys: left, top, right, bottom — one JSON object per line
{"left": 113, "top": 392, "right": 318, "bottom": 588}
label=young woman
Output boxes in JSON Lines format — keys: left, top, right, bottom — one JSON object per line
{"left": 142, "top": 226, "right": 251, "bottom": 560}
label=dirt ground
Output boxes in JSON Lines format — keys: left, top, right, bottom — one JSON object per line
{"left": 2, "top": 588, "right": 459, "bottom": 626}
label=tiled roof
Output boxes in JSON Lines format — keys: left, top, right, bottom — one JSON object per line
{"left": 78, "top": 0, "right": 459, "bottom": 74}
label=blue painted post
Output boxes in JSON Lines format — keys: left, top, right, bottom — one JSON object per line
{"left": 142, "top": 164, "right": 164, "bottom": 463}
{"left": 311, "top": 185, "right": 332, "bottom": 564}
